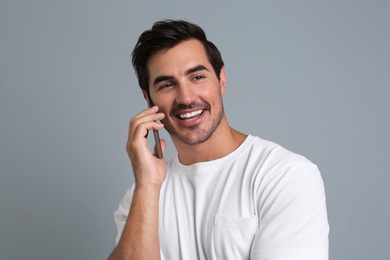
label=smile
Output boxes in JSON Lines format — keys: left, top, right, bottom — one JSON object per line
{"left": 178, "top": 109, "right": 203, "bottom": 120}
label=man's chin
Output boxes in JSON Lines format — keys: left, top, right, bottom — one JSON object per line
{"left": 170, "top": 130, "right": 213, "bottom": 146}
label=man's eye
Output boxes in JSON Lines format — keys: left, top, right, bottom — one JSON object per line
{"left": 159, "top": 82, "right": 173, "bottom": 89}
{"left": 193, "top": 75, "right": 204, "bottom": 80}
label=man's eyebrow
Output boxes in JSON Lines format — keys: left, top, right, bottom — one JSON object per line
{"left": 185, "top": 65, "right": 209, "bottom": 75}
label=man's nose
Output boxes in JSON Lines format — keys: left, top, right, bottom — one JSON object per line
{"left": 175, "top": 83, "right": 197, "bottom": 105}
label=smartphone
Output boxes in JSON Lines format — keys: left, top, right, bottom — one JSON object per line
{"left": 145, "top": 94, "right": 163, "bottom": 159}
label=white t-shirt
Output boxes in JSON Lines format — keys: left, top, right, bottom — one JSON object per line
{"left": 114, "top": 135, "right": 329, "bottom": 259}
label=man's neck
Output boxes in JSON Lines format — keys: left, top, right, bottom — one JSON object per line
{"left": 172, "top": 119, "right": 247, "bottom": 165}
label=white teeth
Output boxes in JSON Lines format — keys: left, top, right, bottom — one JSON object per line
{"left": 178, "top": 110, "right": 203, "bottom": 119}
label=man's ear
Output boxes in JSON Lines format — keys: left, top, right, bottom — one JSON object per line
{"left": 143, "top": 90, "right": 154, "bottom": 107}
{"left": 142, "top": 90, "right": 148, "bottom": 101}
{"left": 219, "top": 67, "right": 227, "bottom": 96}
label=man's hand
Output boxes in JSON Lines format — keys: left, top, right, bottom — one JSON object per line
{"left": 109, "top": 106, "right": 166, "bottom": 260}
{"left": 126, "top": 105, "right": 166, "bottom": 187}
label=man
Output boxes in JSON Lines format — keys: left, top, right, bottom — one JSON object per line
{"left": 109, "top": 20, "right": 329, "bottom": 259}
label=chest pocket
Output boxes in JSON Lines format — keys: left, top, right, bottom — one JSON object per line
{"left": 212, "top": 215, "right": 258, "bottom": 260}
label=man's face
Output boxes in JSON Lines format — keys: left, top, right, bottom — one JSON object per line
{"left": 146, "top": 39, "right": 226, "bottom": 145}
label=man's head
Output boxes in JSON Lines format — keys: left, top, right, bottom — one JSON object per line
{"left": 131, "top": 20, "right": 224, "bottom": 93}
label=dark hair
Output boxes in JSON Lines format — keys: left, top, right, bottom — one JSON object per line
{"left": 131, "top": 20, "right": 224, "bottom": 92}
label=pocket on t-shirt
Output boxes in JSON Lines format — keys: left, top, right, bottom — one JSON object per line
{"left": 212, "top": 215, "right": 258, "bottom": 260}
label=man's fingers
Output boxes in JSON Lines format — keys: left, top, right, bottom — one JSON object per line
{"left": 128, "top": 109, "right": 165, "bottom": 141}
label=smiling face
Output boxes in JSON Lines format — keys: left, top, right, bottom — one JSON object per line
{"left": 146, "top": 39, "right": 227, "bottom": 145}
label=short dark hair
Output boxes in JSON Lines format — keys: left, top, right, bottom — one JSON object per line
{"left": 131, "top": 20, "right": 224, "bottom": 92}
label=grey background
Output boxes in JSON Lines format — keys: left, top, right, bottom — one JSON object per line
{"left": 0, "top": 0, "right": 388, "bottom": 259}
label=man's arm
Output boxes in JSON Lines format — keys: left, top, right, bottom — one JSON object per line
{"left": 108, "top": 106, "right": 166, "bottom": 260}
{"left": 109, "top": 185, "right": 161, "bottom": 259}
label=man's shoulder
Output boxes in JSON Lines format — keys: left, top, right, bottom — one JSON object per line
{"left": 245, "top": 135, "right": 318, "bottom": 171}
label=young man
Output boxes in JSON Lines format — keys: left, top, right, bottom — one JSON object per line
{"left": 109, "top": 20, "right": 329, "bottom": 259}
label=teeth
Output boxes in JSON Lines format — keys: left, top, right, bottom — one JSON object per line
{"left": 178, "top": 110, "right": 203, "bottom": 119}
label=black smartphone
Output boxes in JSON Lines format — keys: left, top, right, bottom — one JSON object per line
{"left": 145, "top": 94, "right": 163, "bottom": 159}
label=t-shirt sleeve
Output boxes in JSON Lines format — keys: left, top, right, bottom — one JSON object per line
{"left": 113, "top": 185, "right": 135, "bottom": 245}
{"left": 251, "top": 160, "right": 329, "bottom": 260}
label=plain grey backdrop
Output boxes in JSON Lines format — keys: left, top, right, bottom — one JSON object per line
{"left": 1, "top": 0, "right": 388, "bottom": 259}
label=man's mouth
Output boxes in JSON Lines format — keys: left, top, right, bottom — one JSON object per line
{"left": 177, "top": 109, "right": 204, "bottom": 120}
